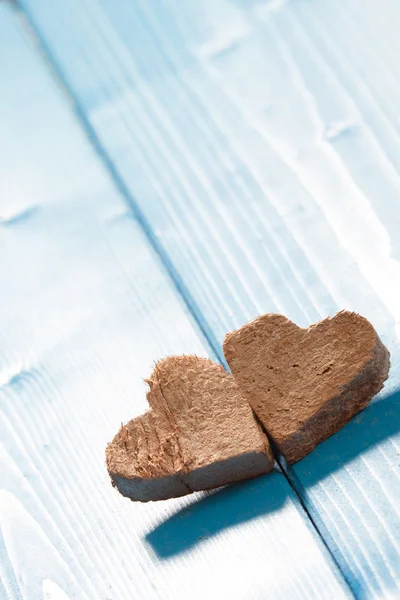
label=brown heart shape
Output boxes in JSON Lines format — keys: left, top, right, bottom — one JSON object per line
{"left": 106, "top": 356, "right": 274, "bottom": 501}
{"left": 223, "top": 311, "right": 390, "bottom": 464}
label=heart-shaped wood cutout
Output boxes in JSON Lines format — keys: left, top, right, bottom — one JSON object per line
{"left": 106, "top": 356, "right": 273, "bottom": 501}
{"left": 223, "top": 311, "right": 390, "bottom": 464}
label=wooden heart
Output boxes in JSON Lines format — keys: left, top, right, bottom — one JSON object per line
{"left": 106, "top": 356, "right": 273, "bottom": 501}
{"left": 223, "top": 311, "right": 390, "bottom": 464}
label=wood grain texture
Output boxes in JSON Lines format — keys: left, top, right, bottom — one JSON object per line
{"left": 0, "top": 5, "right": 350, "bottom": 600}
{"left": 16, "top": 0, "right": 400, "bottom": 597}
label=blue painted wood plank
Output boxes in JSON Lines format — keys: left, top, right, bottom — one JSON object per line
{"left": 0, "top": 4, "right": 351, "bottom": 600}
{"left": 17, "top": 0, "right": 400, "bottom": 597}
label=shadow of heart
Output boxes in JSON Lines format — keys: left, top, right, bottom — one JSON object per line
{"left": 145, "top": 470, "right": 286, "bottom": 558}
{"left": 145, "top": 389, "right": 400, "bottom": 559}
{"left": 291, "top": 390, "right": 400, "bottom": 487}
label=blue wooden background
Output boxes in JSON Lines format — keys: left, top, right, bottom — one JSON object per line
{"left": 1, "top": 1, "right": 400, "bottom": 598}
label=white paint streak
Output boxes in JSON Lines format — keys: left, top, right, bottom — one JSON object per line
{"left": 43, "top": 580, "right": 71, "bottom": 600}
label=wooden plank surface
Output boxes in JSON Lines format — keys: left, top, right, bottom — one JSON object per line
{"left": 0, "top": 4, "right": 352, "bottom": 600}
{"left": 16, "top": 0, "right": 400, "bottom": 597}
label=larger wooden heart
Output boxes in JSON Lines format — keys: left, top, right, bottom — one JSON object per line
{"left": 106, "top": 356, "right": 273, "bottom": 501}
{"left": 223, "top": 311, "right": 390, "bottom": 464}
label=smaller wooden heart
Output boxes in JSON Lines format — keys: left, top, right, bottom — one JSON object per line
{"left": 223, "top": 311, "right": 390, "bottom": 464}
{"left": 106, "top": 356, "right": 273, "bottom": 501}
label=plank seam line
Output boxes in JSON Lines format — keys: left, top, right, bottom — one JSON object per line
{"left": 272, "top": 442, "right": 356, "bottom": 598}
{"left": 14, "top": 3, "right": 226, "bottom": 369}
{"left": 15, "top": 4, "right": 355, "bottom": 596}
